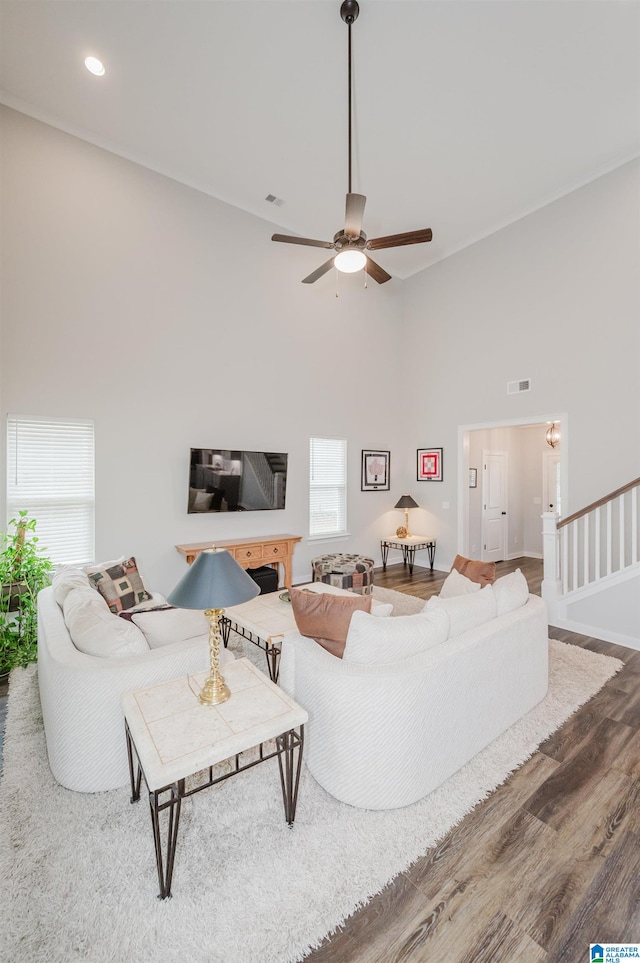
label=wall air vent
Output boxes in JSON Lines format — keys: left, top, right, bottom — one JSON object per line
{"left": 507, "top": 378, "right": 531, "bottom": 395}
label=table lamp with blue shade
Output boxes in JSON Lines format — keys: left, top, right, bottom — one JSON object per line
{"left": 168, "top": 547, "right": 260, "bottom": 706}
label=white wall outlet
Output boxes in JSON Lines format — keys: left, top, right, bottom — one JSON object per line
{"left": 533, "top": 496, "right": 542, "bottom": 505}
{"left": 442, "top": 501, "right": 449, "bottom": 510}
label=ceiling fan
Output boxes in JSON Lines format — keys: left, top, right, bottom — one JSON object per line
{"left": 272, "top": 0, "right": 433, "bottom": 285}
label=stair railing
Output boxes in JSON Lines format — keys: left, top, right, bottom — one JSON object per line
{"left": 543, "top": 478, "right": 640, "bottom": 608}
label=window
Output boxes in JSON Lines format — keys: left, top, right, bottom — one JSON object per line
{"left": 309, "top": 437, "right": 347, "bottom": 538}
{"left": 7, "top": 416, "right": 95, "bottom": 565}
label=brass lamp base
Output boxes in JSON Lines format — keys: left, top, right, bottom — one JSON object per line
{"left": 199, "top": 608, "right": 230, "bottom": 706}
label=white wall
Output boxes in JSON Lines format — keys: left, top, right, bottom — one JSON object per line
{"left": 402, "top": 159, "right": 640, "bottom": 571}
{"left": 0, "top": 106, "right": 410, "bottom": 592}
{"left": 2, "top": 106, "right": 639, "bottom": 598}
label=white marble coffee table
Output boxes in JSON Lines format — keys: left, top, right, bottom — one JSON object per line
{"left": 222, "top": 582, "right": 385, "bottom": 681}
{"left": 121, "top": 657, "right": 308, "bottom": 898}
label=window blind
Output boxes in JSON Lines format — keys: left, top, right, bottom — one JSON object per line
{"left": 309, "top": 437, "right": 347, "bottom": 537}
{"left": 7, "top": 416, "right": 95, "bottom": 565}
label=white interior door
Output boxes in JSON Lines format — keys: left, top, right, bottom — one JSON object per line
{"left": 482, "top": 451, "right": 507, "bottom": 562}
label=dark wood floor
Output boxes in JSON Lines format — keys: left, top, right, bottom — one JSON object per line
{"left": 306, "top": 557, "right": 640, "bottom": 963}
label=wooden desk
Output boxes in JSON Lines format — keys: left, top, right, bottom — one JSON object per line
{"left": 175, "top": 534, "right": 302, "bottom": 588}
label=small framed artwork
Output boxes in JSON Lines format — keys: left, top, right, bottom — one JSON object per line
{"left": 417, "top": 448, "right": 443, "bottom": 482}
{"left": 361, "top": 450, "right": 390, "bottom": 491}
{"left": 469, "top": 468, "right": 478, "bottom": 488}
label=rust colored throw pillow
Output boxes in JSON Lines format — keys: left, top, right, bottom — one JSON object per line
{"left": 451, "top": 554, "right": 496, "bottom": 587}
{"left": 290, "top": 588, "right": 372, "bottom": 658}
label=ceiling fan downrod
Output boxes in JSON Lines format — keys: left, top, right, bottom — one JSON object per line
{"left": 340, "top": 0, "right": 359, "bottom": 195}
{"left": 270, "top": 0, "right": 433, "bottom": 285}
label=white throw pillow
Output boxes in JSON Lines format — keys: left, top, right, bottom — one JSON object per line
{"left": 343, "top": 607, "right": 449, "bottom": 665}
{"left": 63, "top": 587, "right": 149, "bottom": 658}
{"left": 371, "top": 602, "right": 393, "bottom": 617}
{"left": 424, "top": 585, "right": 496, "bottom": 638}
{"left": 493, "top": 568, "right": 529, "bottom": 616}
{"left": 130, "top": 608, "right": 209, "bottom": 649}
{"left": 439, "top": 568, "right": 481, "bottom": 599}
{"left": 52, "top": 566, "right": 92, "bottom": 605}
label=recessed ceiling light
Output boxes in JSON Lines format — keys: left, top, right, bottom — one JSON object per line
{"left": 84, "top": 56, "right": 105, "bottom": 77}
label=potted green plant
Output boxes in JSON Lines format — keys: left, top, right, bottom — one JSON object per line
{"left": 0, "top": 512, "right": 53, "bottom": 678}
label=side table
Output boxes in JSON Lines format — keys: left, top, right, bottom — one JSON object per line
{"left": 380, "top": 535, "right": 436, "bottom": 575}
{"left": 121, "top": 658, "right": 307, "bottom": 899}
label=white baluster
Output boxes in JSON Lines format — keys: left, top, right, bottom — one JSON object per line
{"left": 584, "top": 514, "right": 590, "bottom": 588}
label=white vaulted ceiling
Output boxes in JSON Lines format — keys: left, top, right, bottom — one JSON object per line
{"left": 1, "top": 0, "right": 639, "bottom": 279}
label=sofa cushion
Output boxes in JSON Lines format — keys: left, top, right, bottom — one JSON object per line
{"left": 290, "top": 588, "right": 372, "bottom": 658}
{"left": 424, "top": 585, "right": 497, "bottom": 637}
{"left": 63, "top": 586, "right": 149, "bottom": 658}
{"left": 85, "top": 556, "right": 152, "bottom": 613}
{"left": 372, "top": 602, "right": 393, "bottom": 617}
{"left": 451, "top": 554, "right": 496, "bottom": 587}
{"left": 439, "top": 568, "right": 481, "bottom": 599}
{"left": 343, "top": 607, "right": 449, "bottom": 665}
{"left": 52, "top": 566, "right": 92, "bottom": 605}
{"left": 128, "top": 607, "right": 210, "bottom": 649}
{"left": 493, "top": 568, "right": 529, "bottom": 616}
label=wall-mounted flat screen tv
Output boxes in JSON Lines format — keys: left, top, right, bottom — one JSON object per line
{"left": 188, "top": 449, "right": 288, "bottom": 513}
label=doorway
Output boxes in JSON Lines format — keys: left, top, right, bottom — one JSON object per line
{"left": 458, "top": 415, "right": 567, "bottom": 562}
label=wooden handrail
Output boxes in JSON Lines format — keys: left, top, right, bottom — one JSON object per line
{"left": 558, "top": 477, "right": 640, "bottom": 529}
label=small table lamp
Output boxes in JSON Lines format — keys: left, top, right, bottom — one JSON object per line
{"left": 168, "top": 547, "right": 260, "bottom": 706}
{"left": 394, "top": 494, "right": 419, "bottom": 537}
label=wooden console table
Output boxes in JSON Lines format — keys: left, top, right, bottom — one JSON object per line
{"left": 175, "top": 534, "right": 302, "bottom": 588}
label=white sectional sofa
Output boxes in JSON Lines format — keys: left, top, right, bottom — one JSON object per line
{"left": 279, "top": 574, "right": 549, "bottom": 810}
{"left": 37, "top": 570, "right": 235, "bottom": 793}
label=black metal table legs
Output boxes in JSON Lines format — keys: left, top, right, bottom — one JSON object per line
{"left": 220, "top": 616, "right": 282, "bottom": 683}
{"left": 126, "top": 721, "right": 305, "bottom": 899}
{"left": 276, "top": 728, "right": 304, "bottom": 825}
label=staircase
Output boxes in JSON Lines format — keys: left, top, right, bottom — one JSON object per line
{"left": 542, "top": 477, "right": 640, "bottom": 648}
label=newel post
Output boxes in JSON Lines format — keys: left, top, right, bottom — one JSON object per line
{"left": 541, "top": 512, "right": 562, "bottom": 621}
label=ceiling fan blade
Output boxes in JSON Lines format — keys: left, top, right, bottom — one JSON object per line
{"left": 344, "top": 193, "right": 366, "bottom": 239}
{"left": 365, "top": 256, "right": 392, "bottom": 284}
{"left": 366, "top": 228, "right": 433, "bottom": 251}
{"left": 302, "top": 258, "right": 336, "bottom": 284}
{"left": 272, "top": 233, "right": 335, "bottom": 250}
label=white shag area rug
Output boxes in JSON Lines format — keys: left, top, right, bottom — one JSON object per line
{"left": 0, "top": 588, "right": 623, "bottom": 963}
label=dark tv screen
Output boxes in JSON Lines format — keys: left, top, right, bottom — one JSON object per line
{"left": 188, "top": 449, "right": 288, "bottom": 513}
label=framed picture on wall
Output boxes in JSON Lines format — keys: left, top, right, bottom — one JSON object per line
{"left": 469, "top": 468, "right": 478, "bottom": 488}
{"left": 361, "top": 450, "right": 390, "bottom": 491}
{"left": 417, "top": 448, "right": 443, "bottom": 482}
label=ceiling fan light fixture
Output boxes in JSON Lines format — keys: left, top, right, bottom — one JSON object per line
{"left": 84, "top": 56, "right": 105, "bottom": 77}
{"left": 334, "top": 249, "right": 367, "bottom": 273}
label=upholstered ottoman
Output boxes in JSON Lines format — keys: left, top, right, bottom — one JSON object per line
{"left": 311, "top": 553, "right": 375, "bottom": 595}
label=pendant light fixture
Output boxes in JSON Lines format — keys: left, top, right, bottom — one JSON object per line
{"left": 545, "top": 423, "right": 561, "bottom": 449}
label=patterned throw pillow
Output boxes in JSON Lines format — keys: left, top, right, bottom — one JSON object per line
{"left": 87, "top": 557, "right": 152, "bottom": 614}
